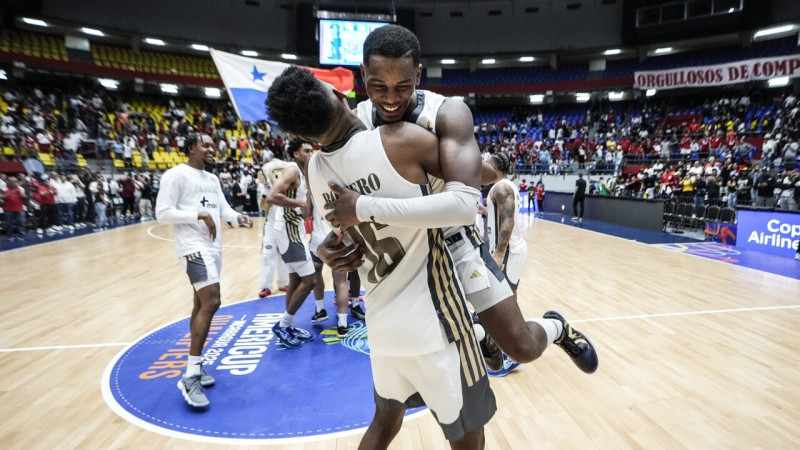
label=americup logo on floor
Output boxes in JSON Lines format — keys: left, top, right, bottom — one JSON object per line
{"left": 101, "top": 293, "right": 425, "bottom": 444}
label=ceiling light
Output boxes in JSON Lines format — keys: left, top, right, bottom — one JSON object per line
{"left": 281, "top": 53, "right": 298, "bottom": 60}
{"left": 603, "top": 49, "right": 621, "bottom": 56}
{"left": 441, "top": 59, "right": 456, "bottom": 65}
{"left": 22, "top": 17, "right": 48, "bottom": 27}
{"left": 530, "top": 94, "right": 544, "bottom": 104}
{"left": 728, "top": 7, "right": 735, "bottom": 13}
{"left": 482, "top": 58, "right": 496, "bottom": 64}
{"left": 241, "top": 50, "right": 258, "bottom": 57}
{"left": 576, "top": 93, "right": 591, "bottom": 102}
{"left": 654, "top": 47, "right": 672, "bottom": 54}
{"left": 144, "top": 38, "right": 165, "bottom": 46}
{"left": 160, "top": 83, "right": 179, "bottom": 94}
{"left": 609, "top": 91, "right": 624, "bottom": 100}
{"left": 204, "top": 87, "right": 222, "bottom": 98}
{"left": 191, "top": 44, "right": 209, "bottom": 51}
{"left": 98, "top": 78, "right": 119, "bottom": 90}
{"left": 767, "top": 77, "right": 790, "bottom": 87}
{"left": 81, "top": 27, "right": 104, "bottom": 37}
{"left": 519, "top": 56, "right": 535, "bottom": 62}
{"left": 0, "top": 70, "right": 9, "bottom": 81}
{"left": 646, "top": 89, "right": 657, "bottom": 97}
{"left": 451, "top": 96, "right": 465, "bottom": 102}
{"left": 754, "top": 25, "right": 795, "bottom": 39}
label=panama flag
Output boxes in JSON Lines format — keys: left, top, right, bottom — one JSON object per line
{"left": 210, "top": 49, "right": 355, "bottom": 123}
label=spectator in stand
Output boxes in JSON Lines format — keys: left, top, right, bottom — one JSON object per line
{"left": 33, "top": 174, "right": 58, "bottom": 234}
{"left": 94, "top": 183, "right": 110, "bottom": 229}
{"left": 119, "top": 173, "right": 137, "bottom": 219}
{"left": 705, "top": 172, "right": 722, "bottom": 206}
{"left": 777, "top": 170, "right": 798, "bottom": 211}
{"left": 534, "top": 181, "right": 545, "bottom": 217}
{"left": 54, "top": 172, "right": 77, "bottom": 230}
{"left": 754, "top": 169, "right": 776, "bottom": 207}
{"left": 784, "top": 139, "right": 798, "bottom": 171}
{"left": 572, "top": 172, "right": 587, "bottom": 223}
{"left": 2, "top": 176, "right": 28, "bottom": 240}
{"left": 139, "top": 175, "right": 155, "bottom": 220}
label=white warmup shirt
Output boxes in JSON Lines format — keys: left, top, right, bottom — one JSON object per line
{"left": 156, "top": 164, "right": 240, "bottom": 257}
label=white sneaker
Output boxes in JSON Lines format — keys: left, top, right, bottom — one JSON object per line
{"left": 795, "top": 253, "right": 799, "bottom": 260}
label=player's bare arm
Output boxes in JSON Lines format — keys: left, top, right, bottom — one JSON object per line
{"left": 490, "top": 182, "right": 516, "bottom": 269}
{"left": 266, "top": 165, "right": 305, "bottom": 209}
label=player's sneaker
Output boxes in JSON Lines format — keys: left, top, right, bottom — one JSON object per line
{"left": 543, "top": 310, "right": 598, "bottom": 374}
{"left": 337, "top": 324, "right": 352, "bottom": 338}
{"left": 258, "top": 288, "right": 271, "bottom": 298}
{"left": 177, "top": 375, "right": 209, "bottom": 407}
{"left": 272, "top": 323, "right": 302, "bottom": 348}
{"left": 350, "top": 304, "right": 366, "bottom": 321}
{"left": 199, "top": 365, "right": 215, "bottom": 387}
{"left": 311, "top": 309, "right": 329, "bottom": 323}
{"left": 290, "top": 326, "right": 314, "bottom": 342}
{"left": 487, "top": 354, "right": 520, "bottom": 378}
{"left": 472, "top": 313, "right": 503, "bottom": 371}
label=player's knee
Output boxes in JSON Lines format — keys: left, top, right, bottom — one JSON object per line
{"left": 505, "top": 337, "right": 543, "bottom": 363}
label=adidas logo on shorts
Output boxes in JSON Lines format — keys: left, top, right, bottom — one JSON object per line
{"left": 470, "top": 270, "right": 482, "bottom": 279}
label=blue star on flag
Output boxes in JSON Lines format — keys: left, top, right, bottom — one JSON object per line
{"left": 251, "top": 65, "right": 266, "bottom": 82}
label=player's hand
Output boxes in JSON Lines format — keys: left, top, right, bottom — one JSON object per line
{"left": 237, "top": 214, "right": 252, "bottom": 228}
{"left": 316, "top": 230, "right": 364, "bottom": 272}
{"left": 324, "top": 182, "right": 360, "bottom": 231}
{"left": 198, "top": 211, "right": 216, "bottom": 240}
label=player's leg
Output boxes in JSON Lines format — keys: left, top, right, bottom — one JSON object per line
{"left": 349, "top": 270, "right": 365, "bottom": 319}
{"left": 332, "top": 270, "right": 351, "bottom": 337}
{"left": 449, "top": 428, "right": 485, "bottom": 450}
{"left": 358, "top": 406, "right": 405, "bottom": 450}
{"left": 310, "top": 259, "right": 328, "bottom": 323}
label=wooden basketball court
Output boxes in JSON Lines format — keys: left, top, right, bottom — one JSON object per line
{"left": 1, "top": 216, "right": 798, "bottom": 449}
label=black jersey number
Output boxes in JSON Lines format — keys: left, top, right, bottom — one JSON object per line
{"left": 348, "top": 222, "right": 406, "bottom": 283}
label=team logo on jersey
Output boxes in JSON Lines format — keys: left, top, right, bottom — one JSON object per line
{"left": 102, "top": 293, "right": 425, "bottom": 444}
{"left": 199, "top": 196, "right": 217, "bottom": 208}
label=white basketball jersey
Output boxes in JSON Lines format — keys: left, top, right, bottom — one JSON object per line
{"left": 307, "top": 127, "right": 475, "bottom": 358}
{"left": 273, "top": 162, "right": 306, "bottom": 230}
{"left": 355, "top": 90, "right": 484, "bottom": 247}
{"left": 487, "top": 178, "right": 527, "bottom": 254}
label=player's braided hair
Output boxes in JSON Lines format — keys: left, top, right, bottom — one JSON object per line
{"left": 266, "top": 66, "right": 334, "bottom": 138}
{"left": 490, "top": 151, "right": 511, "bottom": 174}
{"left": 363, "top": 25, "right": 421, "bottom": 67}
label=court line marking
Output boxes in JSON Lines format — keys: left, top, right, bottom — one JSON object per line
{"left": 146, "top": 224, "right": 261, "bottom": 249}
{"left": 3, "top": 303, "right": 798, "bottom": 353}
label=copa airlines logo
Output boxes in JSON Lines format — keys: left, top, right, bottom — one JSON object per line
{"left": 102, "top": 293, "right": 424, "bottom": 444}
{"left": 737, "top": 209, "right": 800, "bottom": 257}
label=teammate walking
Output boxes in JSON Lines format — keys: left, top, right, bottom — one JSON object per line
{"left": 265, "top": 138, "right": 317, "bottom": 348}
{"left": 155, "top": 133, "right": 252, "bottom": 408}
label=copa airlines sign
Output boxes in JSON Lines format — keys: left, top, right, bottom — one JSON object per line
{"left": 634, "top": 55, "right": 800, "bottom": 90}
{"left": 737, "top": 209, "right": 800, "bottom": 258}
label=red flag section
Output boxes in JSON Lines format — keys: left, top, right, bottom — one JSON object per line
{"left": 305, "top": 66, "right": 355, "bottom": 94}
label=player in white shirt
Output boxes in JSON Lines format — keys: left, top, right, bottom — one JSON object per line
{"left": 155, "top": 133, "right": 252, "bottom": 408}
{"left": 320, "top": 25, "right": 597, "bottom": 381}
{"left": 485, "top": 153, "right": 528, "bottom": 293}
{"left": 256, "top": 150, "right": 290, "bottom": 298}
{"left": 268, "top": 66, "right": 495, "bottom": 449}
{"left": 264, "top": 139, "right": 317, "bottom": 349}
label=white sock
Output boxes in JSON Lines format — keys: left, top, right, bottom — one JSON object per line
{"left": 527, "top": 318, "right": 563, "bottom": 346}
{"left": 338, "top": 313, "right": 348, "bottom": 327}
{"left": 473, "top": 323, "right": 486, "bottom": 342}
{"left": 315, "top": 299, "right": 325, "bottom": 312}
{"left": 280, "top": 312, "right": 294, "bottom": 328}
{"left": 351, "top": 297, "right": 361, "bottom": 309}
{"left": 186, "top": 355, "right": 202, "bottom": 378}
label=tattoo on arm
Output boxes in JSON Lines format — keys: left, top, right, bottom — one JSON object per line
{"left": 493, "top": 186, "right": 516, "bottom": 256}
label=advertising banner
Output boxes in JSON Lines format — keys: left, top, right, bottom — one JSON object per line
{"left": 634, "top": 55, "right": 800, "bottom": 90}
{"left": 736, "top": 209, "right": 800, "bottom": 258}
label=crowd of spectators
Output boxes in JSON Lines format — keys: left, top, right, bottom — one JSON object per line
{"left": 474, "top": 90, "right": 800, "bottom": 178}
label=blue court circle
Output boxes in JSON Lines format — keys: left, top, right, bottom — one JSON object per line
{"left": 101, "top": 293, "right": 426, "bottom": 444}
